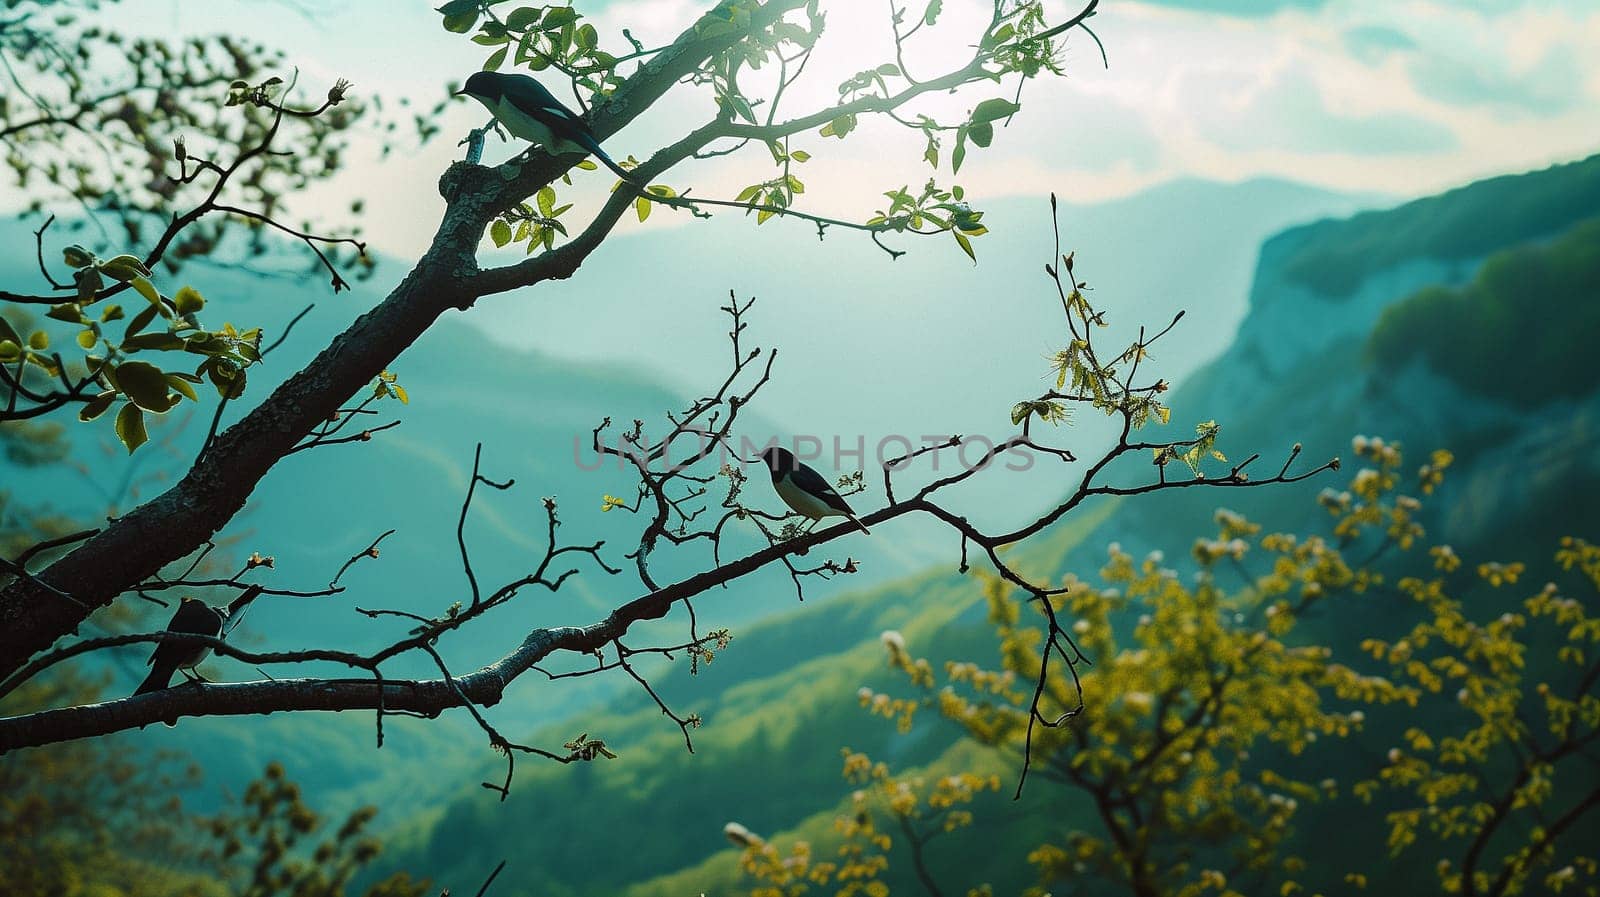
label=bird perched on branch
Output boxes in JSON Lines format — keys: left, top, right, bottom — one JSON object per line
{"left": 133, "top": 588, "right": 261, "bottom": 723}
{"left": 455, "top": 71, "right": 636, "bottom": 181}
{"left": 759, "top": 446, "right": 870, "bottom": 535}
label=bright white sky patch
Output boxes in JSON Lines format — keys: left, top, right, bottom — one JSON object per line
{"left": 44, "top": 0, "right": 1600, "bottom": 256}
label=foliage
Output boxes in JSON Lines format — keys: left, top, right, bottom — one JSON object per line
{"left": 1367, "top": 217, "right": 1600, "bottom": 406}
{"left": 1, "top": 676, "right": 426, "bottom": 897}
{"left": 749, "top": 438, "right": 1600, "bottom": 897}
{"left": 0, "top": 0, "right": 368, "bottom": 260}
{"left": 0, "top": 668, "right": 203, "bottom": 897}
{"left": 1, "top": 0, "right": 379, "bottom": 450}
{"left": 1356, "top": 535, "right": 1600, "bottom": 896}
{"left": 183, "top": 762, "right": 427, "bottom": 897}
{"left": 1276, "top": 153, "right": 1600, "bottom": 298}
{"left": 1, "top": 268, "right": 264, "bottom": 452}
{"left": 734, "top": 748, "right": 1001, "bottom": 897}
{"left": 446, "top": 0, "right": 1087, "bottom": 261}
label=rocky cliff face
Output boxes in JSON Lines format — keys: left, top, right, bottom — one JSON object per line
{"left": 1105, "top": 153, "right": 1600, "bottom": 563}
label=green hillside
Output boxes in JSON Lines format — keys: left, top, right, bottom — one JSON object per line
{"left": 1368, "top": 217, "right": 1600, "bottom": 405}
{"left": 1276, "top": 152, "right": 1600, "bottom": 297}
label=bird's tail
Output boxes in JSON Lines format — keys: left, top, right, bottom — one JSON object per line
{"left": 574, "top": 131, "right": 638, "bottom": 184}
{"left": 847, "top": 513, "right": 871, "bottom": 536}
{"left": 135, "top": 665, "right": 181, "bottom": 727}
{"left": 134, "top": 664, "right": 172, "bottom": 697}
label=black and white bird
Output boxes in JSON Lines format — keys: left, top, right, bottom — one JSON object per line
{"left": 759, "top": 446, "right": 870, "bottom": 535}
{"left": 134, "top": 589, "right": 261, "bottom": 722}
{"left": 455, "top": 71, "right": 634, "bottom": 181}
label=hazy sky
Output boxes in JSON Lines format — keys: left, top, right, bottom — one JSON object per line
{"left": 119, "top": 0, "right": 1600, "bottom": 258}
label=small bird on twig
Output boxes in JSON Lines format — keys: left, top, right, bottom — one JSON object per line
{"left": 759, "top": 446, "right": 870, "bottom": 535}
{"left": 133, "top": 588, "right": 262, "bottom": 724}
{"left": 454, "top": 71, "right": 636, "bottom": 182}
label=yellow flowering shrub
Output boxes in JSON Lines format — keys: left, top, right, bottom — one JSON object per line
{"left": 748, "top": 439, "right": 1596, "bottom": 897}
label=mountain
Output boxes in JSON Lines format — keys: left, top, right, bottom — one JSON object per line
{"left": 375, "top": 152, "right": 1600, "bottom": 895}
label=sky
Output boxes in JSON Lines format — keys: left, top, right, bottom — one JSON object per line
{"left": 113, "top": 0, "right": 1600, "bottom": 259}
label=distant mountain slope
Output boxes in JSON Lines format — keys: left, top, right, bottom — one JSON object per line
{"left": 377, "top": 152, "right": 1600, "bottom": 896}
{"left": 1273, "top": 154, "right": 1600, "bottom": 298}
{"left": 1368, "top": 217, "right": 1600, "bottom": 405}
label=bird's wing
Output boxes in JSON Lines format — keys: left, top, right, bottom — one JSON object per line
{"left": 504, "top": 79, "right": 591, "bottom": 135}
{"left": 789, "top": 463, "right": 857, "bottom": 516}
{"left": 500, "top": 75, "right": 635, "bottom": 181}
{"left": 147, "top": 601, "right": 224, "bottom": 669}
{"left": 145, "top": 602, "right": 190, "bottom": 666}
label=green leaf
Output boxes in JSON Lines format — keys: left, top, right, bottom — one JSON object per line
{"left": 542, "top": 7, "right": 576, "bottom": 28}
{"left": 130, "top": 275, "right": 166, "bottom": 315}
{"left": 393, "top": 385, "right": 410, "bottom": 405}
{"left": 483, "top": 46, "right": 508, "bottom": 71}
{"left": 124, "top": 304, "right": 159, "bottom": 340}
{"left": 165, "top": 373, "right": 199, "bottom": 402}
{"left": 62, "top": 244, "right": 95, "bottom": 268}
{"left": 953, "top": 230, "right": 976, "bottom": 263}
{"left": 208, "top": 361, "right": 247, "bottom": 399}
{"left": 970, "top": 98, "right": 1020, "bottom": 125}
{"left": 77, "top": 329, "right": 97, "bottom": 349}
{"left": 97, "top": 254, "right": 151, "bottom": 282}
{"left": 968, "top": 120, "right": 995, "bottom": 148}
{"left": 79, "top": 390, "right": 116, "bottom": 422}
{"left": 47, "top": 303, "right": 86, "bottom": 324}
{"left": 439, "top": 0, "right": 479, "bottom": 33}
{"left": 923, "top": 0, "right": 943, "bottom": 26}
{"left": 27, "top": 330, "right": 48, "bottom": 351}
{"left": 789, "top": 149, "right": 811, "bottom": 163}
{"left": 100, "top": 304, "right": 124, "bottom": 323}
{"left": 820, "top": 113, "right": 856, "bottom": 139}
{"left": 506, "top": 7, "right": 540, "bottom": 30}
{"left": 537, "top": 186, "right": 556, "bottom": 217}
{"left": 115, "top": 402, "right": 148, "bottom": 454}
{"left": 115, "top": 360, "right": 173, "bottom": 412}
{"left": 173, "top": 286, "right": 205, "bottom": 314}
{"left": 490, "top": 220, "right": 513, "bottom": 247}
{"left": 636, "top": 196, "right": 652, "bottom": 222}
{"left": 75, "top": 267, "right": 103, "bottom": 301}
{"left": 121, "top": 332, "right": 185, "bottom": 352}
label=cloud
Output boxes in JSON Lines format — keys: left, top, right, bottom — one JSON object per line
{"left": 1343, "top": 25, "right": 1416, "bottom": 63}
{"left": 1404, "top": 39, "right": 1588, "bottom": 118}
{"left": 1134, "top": 0, "right": 1326, "bottom": 17}
{"left": 1191, "top": 69, "right": 1458, "bottom": 156}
